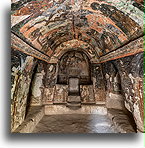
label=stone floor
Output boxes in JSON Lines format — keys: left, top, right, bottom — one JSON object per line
{"left": 13, "top": 106, "right": 136, "bottom": 133}
{"left": 32, "top": 114, "right": 118, "bottom": 133}
{"left": 107, "top": 109, "right": 136, "bottom": 133}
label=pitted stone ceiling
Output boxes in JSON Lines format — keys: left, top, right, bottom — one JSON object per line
{"left": 11, "top": 0, "right": 144, "bottom": 63}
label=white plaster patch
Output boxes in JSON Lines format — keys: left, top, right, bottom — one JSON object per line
{"left": 129, "top": 96, "right": 133, "bottom": 102}
{"left": 133, "top": 103, "right": 143, "bottom": 131}
{"left": 125, "top": 101, "right": 131, "bottom": 112}
{"left": 11, "top": 0, "right": 20, "bottom": 3}
{"left": 114, "top": 76, "right": 117, "bottom": 83}
{"left": 49, "top": 65, "right": 54, "bottom": 72}
{"left": 128, "top": 73, "right": 135, "bottom": 84}
{"left": 21, "top": 56, "right": 34, "bottom": 72}
{"left": 120, "top": 60, "right": 123, "bottom": 65}
{"left": 105, "top": 73, "right": 109, "bottom": 79}
{"left": 132, "top": 89, "right": 135, "bottom": 93}
{"left": 32, "top": 71, "right": 45, "bottom": 98}
{"left": 125, "top": 93, "right": 128, "bottom": 99}
{"left": 11, "top": 15, "right": 30, "bottom": 28}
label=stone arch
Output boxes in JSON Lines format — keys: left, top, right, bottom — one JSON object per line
{"left": 48, "top": 39, "right": 99, "bottom": 63}
{"left": 56, "top": 50, "right": 92, "bottom": 85}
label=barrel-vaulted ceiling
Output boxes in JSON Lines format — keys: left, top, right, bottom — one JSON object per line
{"left": 11, "top": 0, "right": 144, "bottom": 63}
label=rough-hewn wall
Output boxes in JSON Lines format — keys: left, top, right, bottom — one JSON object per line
{"left": 92, "top": 64, "right": 106, "bottom": 103}
{"left": 29, "top": 62, "right": 46, "bottom": 106}
{"left": 28, "top": 61, "right": 106, "bottom": 105}
{"left": 11, "top": 0, "right": 144, "bottom": 132}
{"left": 43, "top": 63, "right": 58, "bottom": 104}
{"left": 11, "top": 49, "right": 37, "bottom": 131}
{"left": 102, "top": 52, "right": 144, "bottom": 132}
{"left": 39, "top": 63, "right": 105, "bottom": 105}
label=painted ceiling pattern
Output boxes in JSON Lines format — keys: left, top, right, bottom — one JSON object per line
{"left": 11, "top": 0, "right": 144, "bottom": 63}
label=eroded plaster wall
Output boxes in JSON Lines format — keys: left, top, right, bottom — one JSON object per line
{"left": 92, "top": 64, "right": 106, "bottom": 103}
{"left": 11, "top": 0, "right": 144, "bottom": 133}
{"left": 11, "top": 49, "right": 37, "bottom": 131}
{"left": 102, "top": 61, "right": 125, "bottom": 110}
{"left": 29, "top": 60, "right": 106, "bottom": 105}
{"left": 43, "top": 63, "right": 58, "bottom": 104}
{"left": 102, "top": 52, "right": 144, "bottom": 132}
{"left": 29, "top": 62, "right": 46, "bottom": 106}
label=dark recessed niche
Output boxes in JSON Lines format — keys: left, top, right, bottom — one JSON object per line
{"left": 57, "top": 50, "right": 92, "bottom": 85}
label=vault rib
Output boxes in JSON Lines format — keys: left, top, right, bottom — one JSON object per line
{"left": 99, "top": 35, "right": 144, "bottom": 63}
{"left": 11, "top": 32, "right": 50, "bottom": 63}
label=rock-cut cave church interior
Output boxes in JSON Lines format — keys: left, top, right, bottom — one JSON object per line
{"left": 11, "top": 0, "right": 144, "bottom": 133}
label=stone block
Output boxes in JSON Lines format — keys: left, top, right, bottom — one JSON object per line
{"left": 45, "top": 105, "right": 107, "bottom": 115}
{"left": 13, "top": 107, "right": 44, "bottom": 133}
{"left": 106, "top": 92, "right": 125, "bottom": 110}
{"left": 68, "top": 78, "right": 80, "bottom": 95}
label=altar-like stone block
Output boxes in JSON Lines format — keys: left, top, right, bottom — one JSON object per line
{"left": 67, "top": 78, "right": 81, "bottom": 108}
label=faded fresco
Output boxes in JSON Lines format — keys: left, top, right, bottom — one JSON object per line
{"left": 11, "top": 0, "right": 144, "bottom": 133}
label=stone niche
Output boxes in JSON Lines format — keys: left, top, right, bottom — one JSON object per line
{"left": 102, "top": 61, "right": 125, "bottom": 110}
{"left": 56, "top": 50, "right": 93, "bottom": 104}
{"left": 91, "top": 64, "right": 106, "bottom": 103}
{"left": 102, "top": 52, "right": 144, "bottom": 132}
{"left": 29, "top": 63, "right": 46, "bottom": 106}
{"left": 57, "top": 50, "right": 92, "bottom": 85}
{"left": 41, "top": 50, "right": 106, "bottom": 105}
{"left": 113, "top": 53, "right": 144, "bottom": 132}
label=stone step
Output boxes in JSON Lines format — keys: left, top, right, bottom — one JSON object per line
{"left": 67, "top": 102, "right": 81, "bottom": 109}
{"left": 67, "top": 95, "right": 81, "bottom": 109}
{"left": 67, "top": 101, "right": 81, "bottom": 104}
{"left": 67, "top": 95, "right": 81, "bottom": 103}
{"left": 67, "top": 102, "right": 81, "bottom": 107}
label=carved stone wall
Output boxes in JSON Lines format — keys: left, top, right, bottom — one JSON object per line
{"left": 29, "top": 63, "right": 46, "bottom": 106}
{"left": 113, "top": 52, "right": 144, "bottom": 132}
{"left": 57, "top": 50, "right": 91, "bottom": 85}
{"left": 30, "top": 62, "right": 68, "bottom": 105}
{"left": 102, "top": 52, "right": 144, "bottom": 132}
{"left": 53, "top": 85, "right": 68, "bottom": 103}
{"left": 40, "top": 59, "right": 107, "bottom": 104}
{"left": 92, "top": 64, "right": 106, "bottom": 103}
{"left": 42, "top": 63, "right": 57, "bottom": 104}
{"left": 80, "top": 85, "right": 95, "bottom": 103}
{"left": 11, "top": 49, "right": 37, "bottom": 131}
{"left": 11, "top": 0, "right": 144, "bottom": 133}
